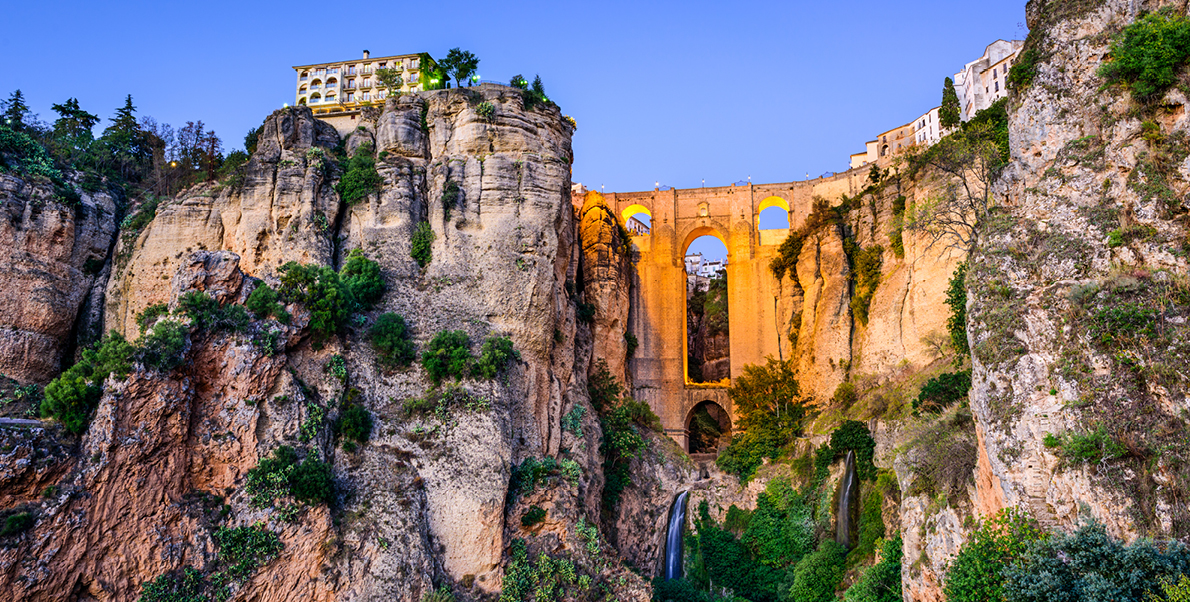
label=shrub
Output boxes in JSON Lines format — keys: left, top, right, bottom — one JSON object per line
{"left": 601, "top": 400, "right": 651, "bottom": 508}
{"left": 904, "top": 407, "right": 977, "bottom": 500}
{"left": 1007, "top": 47, "right": 1041, "bottom": 91}
{"left": 335, "top": 143, "right": 382, "bottom": 205}
{"left": 1043, "top": 427, "right": 1126, "bottom": 464}
{"left": 441, "top": 180, "right": 461, "bottom": 217}
{"left": 288, "top": 454, "right": 334, "bottom": 504}
{"left": 740, "top": 478, "right": 815, "bottom": 568}
{"left": 476, "top": 101, "right": 495, "bottom": 120}
{"left": 370, "top": 313, "right": 416, "bottom": 368}
{"left": 339, "top": 249, "right": 386, "bottom": 307}
{"left": 914, "top": 370, "right": 972, "bottom": 413}
{"left": 0, "top": 512, "right": 34, "bottom": 536}
{"left": 587, "top": 359, "right": 623, "bottom": 412}
{"left": 213, "top": 523, "right": 283, "bottom": 580}
{"left": 1098, "top": 9, "right": 1190, "bottom": 103}
{"left": 521, "top": 505, "right": 546, "bottom": 527}
{"left": 177, "top": 291, "right": 248, "bottom": 332}
{"left": 245, "top": 283, "right": 291, "bottom": 323}
{"left": 136, "top": 320, "right": 189, "bottom": 371}
{"left": 944, "top": 507, "right": 1045, "bottom": 602}
{"left": 421, "top": 330, "right": 473, "bottom": 384}
{"left": 136, "top": 303, "right": 169, "bottom": 334}
{"left": 833, "top": 381, "right": 857, "bottom": 408}
{"left": 690, "top": 500, "right": 785, "bottom": 602}
{"left": 42, "top": 331, "right": 135, "bottom": 434}
{"left": 947, "top": 263, "right": 970, "bottom": 357}
{"left": 848, "top": 243, "right": 883, "bottom": 325}
{"left": 576, "top": 301, "right": 596, "bottom": 324}
{"left": 828, "top": 420, "right": 878, "bottom": 481}
{"left": 473, "top": 335, "right": 519, "bottom": 379}
{"left": 1091, "top": 303, "right": 1158, "bottom": 348}
{"left": 843, "top": 536, "right": 903, "bottom": 602}
{"left": 624, "top": 331, "right": 638, "bottom": 357}
{"left": 1004, "top": 521, "right": 1190, "bottom": 602}
{"left": 788, "top": 540, "right": 847, "bottom": 602}
{"left": 716, "top": 411, "right": 799, "bottom": 481}
{"left": 336, "top": 404, "right": 373, "bottom": 444}
{"left": 509, "top": 457, "right": 564, "bottom": 497}
{"left": 1148, "top": 574, "right": 1190, "bottom": 602}
{"left": 277, "top": 260, "right": 372, "bottom": 349}
{"left": 139, "top": 567, "right": 206, "bottom": 602}
{"left": 561, "top": 404, "right": 586, "bottom": 437}
{"left": 411, "top": 221, "right": 435, "bottom": 268}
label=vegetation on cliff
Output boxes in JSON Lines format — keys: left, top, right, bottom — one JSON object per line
{"left": 1098, "top": 9, "right": 1190, "bottom": 104}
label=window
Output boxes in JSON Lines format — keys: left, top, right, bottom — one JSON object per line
{"left": 346, "top": 93, "right": 354, "bottom": 102}
{"left": 363, "top": 79, "right": 371, "bottom": 87}
{"left": 348, "top": 66, "right": 356, "bottom": 75}
{"left": 995, "top": 81, "right": 1000, "bottom": 92}
{"left": 347, "top": 79, "right": 355, "bottom": 89}
{"left": 377, "top": 90, "right": 386, "bottom": 99}
{"left": 361, "top": 92, "right": 370, "bottom": 101}
{"left": 410, "top": 72, "right": 419, "bottom": 83}
{"left": 299, "top": 86, "right": 307, "bottom": 94}
{"left": 378, "top": 62, "right": 386, "bottom": 68}
{"left": 411, "top": 59, "right": 420, "bottom": 69}
{"left": 993, "top": 68, "right": 998, "bottom": 78}
{"left": 300, "top": 72, "right": 309, "bottom": 81}
{"left": 329, "top": 67, "right": 338, "bottom": 74}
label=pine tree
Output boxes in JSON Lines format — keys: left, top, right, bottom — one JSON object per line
{"left": 2, "top": 90, "right": 31, "bottom": 132}
{"left": 940, "top": 77, "right": 961, "bottom": 128}
{"left": 49, "top": 98, "right": 100, "bottom": 165}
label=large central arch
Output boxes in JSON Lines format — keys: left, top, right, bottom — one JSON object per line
{"left": 589, "top": 170, "right": 870, "bottom": 447}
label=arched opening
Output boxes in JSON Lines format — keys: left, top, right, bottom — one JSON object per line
{"left": 758, "top": 196, "right": 791, "bottom": 230}
{"left": 298, "top": 97, "right": 307, "bottom": 105}
{"left": 687, "top": 401, "right": 732, "bottom": 454}
{"left": 685, "top": 232, "right": 730, "bottom": 384}
{"left": 621, "top": 204, "right": 652, "bottom": 236}
{"left": 300, "top": 71, "right": 309, "bottom": 80}
{"left": 311, "top": 79, "right": 323, "bottom": 89}
{"left": 310, "top": 93, "right": 321, "bottom": 104}
{"left": 327, "top": 77, "right": 338, "bottom": 86}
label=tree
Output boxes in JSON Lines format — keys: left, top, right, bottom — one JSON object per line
{"left": 944, "top": 507, "right": 1045, "bottom": 602}
{"left": 941, "top": 77, "right": 961, "bottom": 128}
{"left": 531, "top": 75, "right": 546, "bottom": 100}
{"left": 728, "top": 356, "right": 806, "bottom": 425}
{"left": 418, "top": 53, "right": 446, "bottom": 90}
{"left": 2, "top": 90, "right": 30, "bottom": 132}
{"left": 903, "top": 106, "right": 1006, "bottom": 254}
{"left": 99, "top": 95, "right": 153, "bottom": 182}
{"left": 439, "top": 48, "right": 479, "bottom": 88}
{"left": 49, "top": 98, "right": 99, "bottom": 164}
{"left": 375, "top": 68, "right": 403, "bottom": 91}
{"left": 510, "top": 75, "right": 528, "bottom": 90}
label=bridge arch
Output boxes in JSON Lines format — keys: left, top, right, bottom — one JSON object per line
{"left": 686, "top": 400, "right": 732, "bottom": 454}
{"left": 680, "top": 225, "right": 730, "bottom": 262}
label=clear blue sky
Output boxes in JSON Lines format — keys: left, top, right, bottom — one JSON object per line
{"left": 3, "top": 0, "right": 1027, "bottom": 259}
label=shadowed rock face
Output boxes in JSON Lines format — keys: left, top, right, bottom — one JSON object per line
{"left": 0, "top": 176, "right": 117, "bottom": 383}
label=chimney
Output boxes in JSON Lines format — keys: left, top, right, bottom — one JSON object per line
{"left": 363, "top": 50, "right": 370, "bottom": 59}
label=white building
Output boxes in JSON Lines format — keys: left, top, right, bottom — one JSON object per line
{"left": 913, "top": 106, "right": 943, "bottom": 147}
{"left": 698, "top": 260, "right": 725, "bottom": 279}
{"left": 626, "top": 215, "right": 650, "bottom": 235}
{"left": 685, "top": 253, "right": 703, "bottom": 275}
{"left": 954, "top": 40, "right": 1023, "bottom": 121}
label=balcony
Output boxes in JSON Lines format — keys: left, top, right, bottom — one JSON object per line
{"left": 347, "top": 68, "right": 357, "bottom": 75}
{"left": 310, "top": 84, "right": 321, "bottom": 90}
{"left": 360, "top": 82, "right": 372, "bottom": 90}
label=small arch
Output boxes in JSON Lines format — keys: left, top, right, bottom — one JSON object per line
{"left": 621, "top": 204, "right": 652, "bottom": 236}
{"left": 298, "top": 97, "right": 307, "bottom": 105}
{"left": 686, "top": 400, "right": 732, "bottom": 454}
{"left": 310, "top": 93, "right": 321, "bottom": 104}
{"left": 311, "top": 78, "right": 323, "bottom": 86}
{"left": 681, "top": 226, "right": 728, "bottom": 259}
{"left": 758, "top": 196, "right": 791, "bottom": 230}
{"left": 300, "top": 71, "right": 309, "bottom": 80}
{"left": 327, "top": 77, "right": 338, "bottom": 86}
{"left": 299, "top": 86, "right": 308, "bottom": 94}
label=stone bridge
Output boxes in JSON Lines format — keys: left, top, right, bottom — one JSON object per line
{"left": 598, "top": 168, "right": 872, "bottom": 450}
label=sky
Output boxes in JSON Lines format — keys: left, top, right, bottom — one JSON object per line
{"left": 3, "top": 0, "right": 1027, "bottom": 260}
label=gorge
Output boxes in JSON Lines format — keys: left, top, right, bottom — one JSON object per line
{"left": 1, "top": 1, "right": 1190, "bottom": 601}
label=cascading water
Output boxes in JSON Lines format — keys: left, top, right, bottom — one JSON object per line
{"left": 663, "top": 491, "right": 690, "bottom": 580}
{"left": 835, "top": 449, "right": 858, "bottom": 549}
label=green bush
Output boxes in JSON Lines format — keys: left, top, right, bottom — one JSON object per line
{"left": 600, "top": 400, "right": 651, "bottom": 508}
{"left": 847, "top": 487, "right": 885, "bottom": 566}
{"left": 339, "top": 249, "right": 386, "bottom": 307}
{"left": 213, "top": 523, "right": 283, "bottom": 580}
{"left": 473, "top": 335, "right": 519, "bottom": 379}
{"left": 139, "top": 567, "right": 206, "bottom": 602}
{"left": 1043, "top": 427, "right": 1126, "bottom": 464}
{"left": 411, "top": 221, "right": 435, "bottom": 268}
{"left": 788, "top": 540, "right": 847, "bottom": 602}
{"left": 945, "top": 507, "right": 1046, "bottom": 602}
{"left": 441, "top": 180, "right": 461, "bottom": 217}
{"left": 576, "top": 301, "right": 596, "bottom": 324}
{"left": 587, "top": 359, "right": 622, "bottom": 412}
{"left": 716, "top": 411, "right": 800, "bottom": 481}
{"left": 1091, "top": 303, "right": 1158, "bottom": 347}
{"left": 245, "top": 283, "right": 291, "bottom": 323}
{"left": 509, "top": 457, "right": 564, "bottom": 497}
{"left": 521, "top": 505, "right": 546, "bottom": 527}
{"left": 1004, "top": 521, "right": 1190, "bottom": 602}
{"left": 42, "top": 330, "right": 135, "bottom": 434}
{"left": 843, "top": 536, "right": 902, "bottom": 602}
{"left": 421, "top": 330, "right": 473, "bottom": 384}
{"left": 477, "top": 101, "right": 495, "bottom": 120}
{"left": 1098, "top": 9, "right": 1190, "bottom": 103}
{"left": 914, "top": 370, "right": 972, "bottom": 413}
{"left": 690, "top": 500, "right": 784, "bottom": 602}
{"left": 1008, "top": 47, "right": 1041, "bottom": 91}
{"left": 177, "top": 291, "right": 248, "bottom": 332}
{"left": 0, "top": 512, "right": 34, "bottom": 536}
{"left": 848, "top": 243, "right": 883, "bottom": 325}
{"left": 288, "top": 454, "right": 334, "bottom": 505}
{"left": 335, "top": 404, "right": 373, "bottom": 444}
{"left": 740, "top": 478, "right": 815, "bottom": 568}
{"left": 245, "top": 446, "right": 333, "bottom": 507}
{"left": 336, "top": 143, "right": 382, "bottom": 205}
{"left": 369, "top": 313, "right": 416, "bottom": 368}
{"left": 947, "top": 263, "right": 970, "bottom": 357}
{"left": 833, "top": 381, "right": 857, "bottom": 408}
{"left": 136, "top": 303, "right": 169, "bottom": 334}
{"left": 136, "top": 320, "right": 189, "bottom": 371}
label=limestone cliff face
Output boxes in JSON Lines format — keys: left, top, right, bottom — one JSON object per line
{"left": 971, "top": 0, "right": 1190, "bottom": 543}
{"left": 104, "top": 108, "right": 342, "bottom": 341}
{"left": 0, "top": 175, "right": 117, "bottom": 383}
{"left": 578, "top": 194, "right": 632, "bottom": 384}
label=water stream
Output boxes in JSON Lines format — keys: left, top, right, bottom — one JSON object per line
{"left": 663, "top": 490, "right": 690, "bottom": 580}
{"left": 835, "top": 449, "right": 858, "bottom": 549}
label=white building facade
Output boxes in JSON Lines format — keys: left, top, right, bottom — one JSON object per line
{"left": 954, "top": 40, "right": 1023, "bottom": 121}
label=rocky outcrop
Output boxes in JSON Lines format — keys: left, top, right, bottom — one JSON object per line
{"left": 971, "top": 0, "right": 1190, "bottom": 543}
{"left": 104, "top": 108, "right": 342, "bottom": 340}
{"left": 0, "top": 175, "right": 117, "bottom": 382}
{"left": 792, "top": 227, "right": 854, "bottom": 401}
{"left": 578, "top": 193, "right": 632, "bottom": 384}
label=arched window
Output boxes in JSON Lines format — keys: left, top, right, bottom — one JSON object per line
{"left": 299, "top": 86, "right": 307, "bottom": 94}
{"left": 326, "top": 92, "right": 337, "bottom": 103}
{"left": 621, "top": 204, "right": 653, "bottom": 236}
{"left": 298, "top": 97, "right": 307, "bottom": 105}
{"left": 687, "top": 401, "right": 732, "bottom": 454}
{"left": 310, "top": 93, "right": 321, "bottom": 104}
{"left": 758, "top": 196, "right": 791, "bottom": 230}
{"left": 327, "top": 77, "right": 338, "bottom": 87}
{"left": 300, "top": 71, "right": 309, "bottom": 81}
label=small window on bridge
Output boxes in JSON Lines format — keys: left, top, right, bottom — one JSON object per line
{"left": 621, "top": 204, "right": 652, "bottom": 236}
{"left": 758, "top": 196, "right": 791, "bottom": 230}
{"left": 685, "top": 234, "right": 730, "bottom": 385}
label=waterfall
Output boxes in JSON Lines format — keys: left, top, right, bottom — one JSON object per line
{"left": 663, "top": 491, "right": 690, "bottom": 580}
{"left": 835, "top": 449, "right": 858, "bottom": 549}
